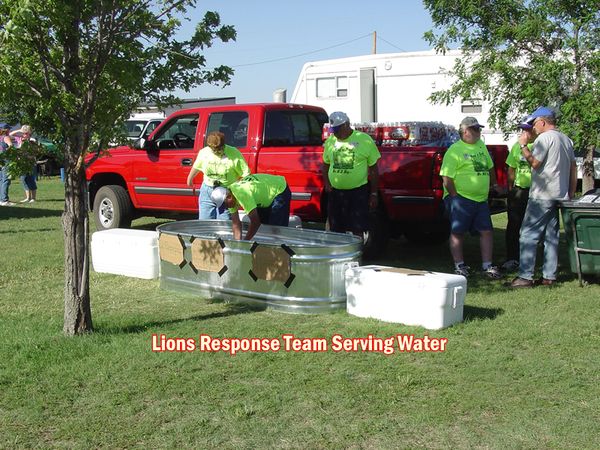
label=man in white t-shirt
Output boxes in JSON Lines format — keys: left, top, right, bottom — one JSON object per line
{"left": 511, "top": 107, "right": 577, "bottom": 288}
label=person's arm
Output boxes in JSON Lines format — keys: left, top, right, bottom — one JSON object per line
{"left": 3, "top": 136, "right": 12, "bottom": 147}
{"left": 368, "top": 163, "right": 379, "bottom": 210}
{"left": 488, "top": 167, "right": 502, "bottom": 195}
{"left": 244, "top": 209, "right": 261, "bottom": 241}
{"left": 520, "top": 145, "right": 542, "bottom": 170}
{"left": 231, "top": 210, "right": 242, "bottom": 240}
{"left": 569, "top": 160, "right": 577, "bottom": 200}
{"left": 442, "top": 176, "right": 458, "bottom": 197}
{"left": 186, "top": 167, "right": 199, "bottom": 187}
{"left": 322, "top": 163, "right": 331, "bottom": 192}
{"left": 507, "top": 167, "right": 516, "bottom": 190}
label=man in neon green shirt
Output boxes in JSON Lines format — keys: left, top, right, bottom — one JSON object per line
{"left": 502, "top": 120, "right": 534, "bottom": 271}
{"left": 440, "top": 116, "right": 502, "bottom": 279}
{"left": 186, "top": 131, "right": 250, "bottom": 220}
{"left": 211, "top": 174, "right": 290, "bottom": 240}
{"left": 322, "top": 111, "right": 380, "bottom": 237}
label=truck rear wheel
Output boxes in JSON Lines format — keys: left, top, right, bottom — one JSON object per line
{"left": 93, "top": 185, "right": 133, "bottom": 230}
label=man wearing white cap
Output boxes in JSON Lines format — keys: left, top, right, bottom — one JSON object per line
{"left": 210, "top": 174, "right": 291, "bottom": 241}
{"left": 511, "top": 107, "right": 576, "bottom": 288}
{"left": 322, "top": 111, "right": 380, "bottom": 238}
{"left": 440, "top": 116, "right": 502, "bottom": 279}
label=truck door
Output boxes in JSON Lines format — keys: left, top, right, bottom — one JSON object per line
{"left": 131, "top": 114, "right": 200, "bottom": 212}
{"left": 204, "top": 110, "right": 254, "bottom": 169}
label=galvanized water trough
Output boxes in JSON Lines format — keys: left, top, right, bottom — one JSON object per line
{"left": 157, "top": 220, "right": 362, "bottom": 313}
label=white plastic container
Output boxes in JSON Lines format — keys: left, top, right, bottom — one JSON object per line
{"left": 91, "top": 229, "right": 159, "bottom": 279}
{"left": 345, "top": 265, "right": 466, "bottom": 329}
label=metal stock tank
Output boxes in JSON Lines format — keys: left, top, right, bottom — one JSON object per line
{"left": 157, "top": 220, "right": 362, "bottom": 313}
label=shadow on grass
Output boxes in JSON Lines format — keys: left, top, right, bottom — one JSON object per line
{"left": 463, "top": 304, "right": 504, "bottom": 322}
{"left": 96, "top": 303, "right": 258, "bottom": 335}
{"left": 0, "top": 206, "right": 63, "bottom": 220}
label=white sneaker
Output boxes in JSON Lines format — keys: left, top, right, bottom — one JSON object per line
{"left": 29, "top": 199, "right": 35, "bottom": 203}
{"left": 0, "top": 201, "right": 15, "bottom": 206}
{"left": 454, "top": 264, "right": 471, "bottom": 277}
{"left": 20, "top": 199, "right": 29, "bottom": 203}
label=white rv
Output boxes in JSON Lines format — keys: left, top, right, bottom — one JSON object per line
{"left": 125, "top": 112, "right": 165, "bottom": 141}
{"left": 291, "top": 50, "right": 512, "bottom": 146}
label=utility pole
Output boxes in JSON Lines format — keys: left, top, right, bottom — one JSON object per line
{"left": 372, "top": 31, "right": 377, "bottom": 54}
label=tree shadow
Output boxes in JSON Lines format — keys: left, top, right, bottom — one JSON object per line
{"left": 95, "top": 302, "right": 259, "bottom": 335}
{"left": 0, "top": 206, "right": 63, "bottom": 220}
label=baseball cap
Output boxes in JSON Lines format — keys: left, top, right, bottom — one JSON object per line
{"left": 0, "top": 122, "right": 10, "bottom": 129}
{"left": 329, "top": 111, "right": 349, "bottom": 130}
{"left": 210, "top": 186, "right": 229, "bottom": 208}
{"left": 517, "top": 116, "right": 533, "bottom": 130}
{"left": 460, "top": 116, "right": 484, "bottom": 129}
{"left": 526, "top": 106, "right": 555, "bottom": 121}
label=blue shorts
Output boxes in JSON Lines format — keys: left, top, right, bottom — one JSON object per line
{"left": 444, "top": 195, "right": 493, "bottom": 234}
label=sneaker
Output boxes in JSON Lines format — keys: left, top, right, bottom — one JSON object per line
{"left": 483, "top": 265, "right": 502, "bottom": 279}
{"left": 510, "top": 277, "right": 534, "bottom": 288}
{"left": 0, "top": 201, "right": 15, "bottom": 206}
{"left": 535, "top": 278, "right": 556, "bottom": 286}
{"left": 454, "top": 263, "right": 471, "bottom": 277}
{"left": 501, "top": 259, "right": 519, "bottom": 271}
{"left": 28, "top": 199, "right": 35, "bottom": 203}
{"left": 20, "top": 198, "right": 29, "bottom": 203}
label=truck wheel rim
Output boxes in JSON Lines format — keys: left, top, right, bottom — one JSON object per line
{"left": 98, "top": 198, "right": 114, "bottom": 227}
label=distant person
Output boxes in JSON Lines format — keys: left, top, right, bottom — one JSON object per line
{"left": 10, "top": 125, "right": 37, "bottom": 203}
{"left": 210, "top": 174, "right": 291, "bottom": 240}
{"left": 502, "top": 119, "right": 535, "bottom": 271}
{"left": 186, "top": 131, "right": 250, "bottom": 220}
{"left": 440, "top": 116, "right": 502, "bottom": 279}
{"left": 322, "top": 111, "right": 380, "bottom": 238}
{"left": 511, "top": 107, "right": 577, "bottom": 288}
{"left": 0, "top": 123, "right": 14, "bottom": 206}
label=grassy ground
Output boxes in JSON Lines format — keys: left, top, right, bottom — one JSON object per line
{"left": 1, "top": 178, "right": 599, "bottom": 449}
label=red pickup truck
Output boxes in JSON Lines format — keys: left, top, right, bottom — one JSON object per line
{"left": 86, "top": 103, "right": 508, "bottom": 254}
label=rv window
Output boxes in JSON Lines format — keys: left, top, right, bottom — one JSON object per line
{"left": 316, "top": 76, "right": 348, "bottom": 98}
{"left": 461, "top": 99, "right": 482, "bottom": 114}
{"left": 336, "top": 76, "right": 348, "bottom": 97}
{"left": 206, "top": 111, "right": 249, "bottom": 148}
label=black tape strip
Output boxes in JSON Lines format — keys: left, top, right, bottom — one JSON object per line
{"left": 177, "top": 234, "right": 186, "bottom": 248}
{"left": 248, "top": 270, "right": 258, "bottom": 282}
{"left": 249, "top": 241, "right": 259, "bottom": 253}
{"left": 179, "top": 259, "right": 187, "bottom": 269}
{"left": 284, "top": 273, "right": 296, "bottom": 288}
{"left": 189, "top": 236, "right": 196, "bottom": 244}
{"left": 188, "top": 261, "right": 198, "bottom": 274}
{"left": 218, "top": 265, "right": 228, "bottom": 277}
{"left": 281, "top": 244, "right": 295, "bottom": 256}
{"left": 217, "top": 238, "right": 226, "bottom": 249}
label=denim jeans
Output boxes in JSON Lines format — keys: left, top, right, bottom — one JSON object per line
{"left": 20, "top": 166, "right": 38, "bottom": 191}
{"left": 198, "top": 182, "right": 231, "bottom": 220}
{"left": 518, "top": 198, "right": 560, "bottom": 280}
{"left": 0, "top": 165, "right": 11, "bottom": 202}
{"left": 257, "top": 186, "right": 291, "bottom": 226}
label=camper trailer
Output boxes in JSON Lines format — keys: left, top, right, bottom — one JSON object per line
{"left": 291, "top": 50, "right": 511, "bottom": 146}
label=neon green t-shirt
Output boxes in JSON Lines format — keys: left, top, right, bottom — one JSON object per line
{"left": 440, "top": 139, "right": 494, "bottom": 202}
{"left": 192, "top": 144, "right": 250, "bottom": 187}
{"left": 323, "top": 130, "right": 380, "bottom": 190}
{"left": 228, "top": 174, "right": 287, "bottom": 214}
{"left": 506, "top": 142, "right": 532, "bottom": 189}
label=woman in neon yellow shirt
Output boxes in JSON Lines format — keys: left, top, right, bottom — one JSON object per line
{"left": 186, "top": 131, "right": 250, "bottom": 220}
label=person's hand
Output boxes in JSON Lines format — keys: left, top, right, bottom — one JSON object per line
{"left": 518, "top": 131, "right": 530, "bottom": 146}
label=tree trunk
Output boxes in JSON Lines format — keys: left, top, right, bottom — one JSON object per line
{"left": 581, "top": 145, "right": 596, "bottom": 195}
{"left": 62, "top": 160, "right": 93, "bottom": 335}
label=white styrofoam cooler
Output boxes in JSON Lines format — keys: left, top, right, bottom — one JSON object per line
{"left": 345, "top": 265, "right": 467, "bottom": 329}
{"left": 91, "top": 229, "right": 159, "bottom": 279}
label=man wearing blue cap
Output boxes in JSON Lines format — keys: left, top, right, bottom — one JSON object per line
{"left": 511, "top": 107, "right": 577, "bottom": 288}
{"left": 322, "top": 111, "right": 380, "bottom": 238}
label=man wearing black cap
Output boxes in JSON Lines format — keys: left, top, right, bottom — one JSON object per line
{"left": 502, "top": 119, "right": 535, "bottom": 271}
{"left": 0, "top": 123, "right": 15, "bottom": 206}
{"left": 322, "top": 111, "right": 380, "bottom": 238}
{"left": 511, "top": 107, "right": 577, "bottom": 288}
{"left": 440, "top": 116, "right": 502, "bottom": 279}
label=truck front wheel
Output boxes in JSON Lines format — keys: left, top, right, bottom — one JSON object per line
{"left": 93, "top": 185, "right": 133, "bottom": 230}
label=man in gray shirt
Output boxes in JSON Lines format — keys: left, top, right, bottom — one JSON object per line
{"left": 511, "top": 107, "right": 577, "bottom": 288}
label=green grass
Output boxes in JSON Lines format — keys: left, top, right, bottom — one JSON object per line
{"left": 1, "top": 178, "right": 600, "bottom": 449}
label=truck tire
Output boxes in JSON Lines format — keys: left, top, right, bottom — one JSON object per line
{"left": 362, "top": 209, "right": 389, "bottom": 259}
{"left": 93, "top": 185, "right": 133, "bottom": 230}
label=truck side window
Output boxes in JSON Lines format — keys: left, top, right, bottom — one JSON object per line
{"left": 206, "top": 112, "right": 249, "bottom": 148}
{"left": 264, "top": 111, "right": 328, "bottom": 147}
{"left": 153, "top": 114, "right": 198, "bottom": 150}
{"left": 143, "top": 120, "right": 162, "bottom": 139}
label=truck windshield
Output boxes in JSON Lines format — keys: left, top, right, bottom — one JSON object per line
{"left": 125, "top": 120, "right": 147, "bottom": 138}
